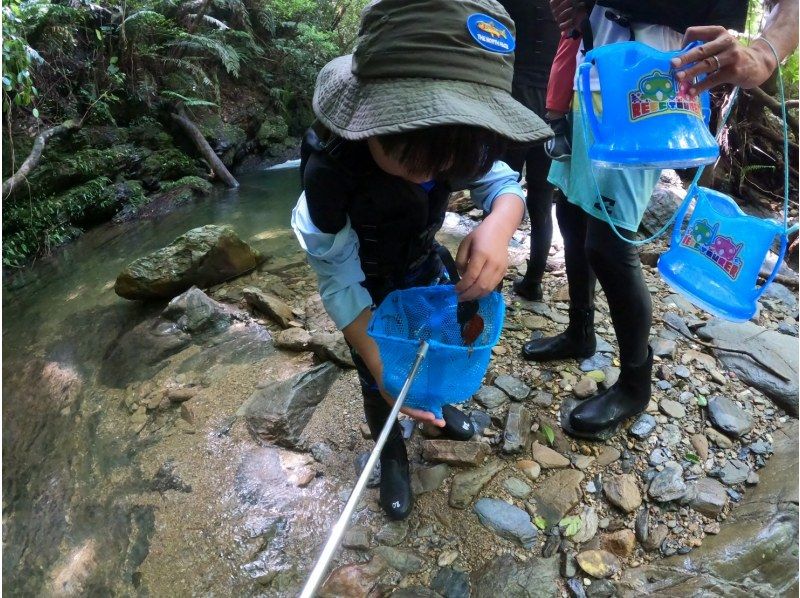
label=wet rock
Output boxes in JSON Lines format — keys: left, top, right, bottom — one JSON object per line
{"left": 319, "top": 555, "right": 387, "bottom": 598}
{"left": 718, "top": 459, "right": 749, "bottom": 485}
{"left": 422, "top": 440, "right": 489, "bottom": 467}
{"left": 502, "top": 404, "right": 532, "bottom": 454}
{"left": 696, "top": 319, "right": 798, "bottom": 416}
{"left": 530, "top": 442, "right": 570, "bottom": 468}
{"left": 309, "top": 331, "right": 355, "bottom": 368}
{"left": 494, "top": 374, "right": 530, "bottom": 401}
{"left": 504, "top": 477, "right": 532, "bottom": 500}
{"left": 659, "top": 424, "right": 682, "bottom": 447}
{"left": 412, "top": 463, "right": 450, "bottom": 495}
{"left": 353, "top": 452, "right": 381, "bottom": 488}
{"left": 473, "top": 554, "right": 559, "bottom": 597}
{"left": 243, "top": 287, "right": 293, "bottom": 328}
{"left": 115, "top": 224, "right": 259, "bottom": 300}
{"left": 343, "top": 526, "right": 371, "bottom": 550}
{"left": 162, "top": 287, "right": 233, "bottom": 334}
{"left": 243, "top": 362, "right": 340, "bottom": 449}
{"left": 530, "top": 391, "right": 554, "bottom": 407}
{"left": 566, "top": 577, "right": 586, "bottom": 598}
{"left": 604, "top": 474, "right": 642, "bottom": 513}
{"left": 576, "top": 550, "right": 621, "bottom": 579}
{"left": 542, "top": 532, "right": 561, "bottom": 558}
{"left": 659, "top": 399, "right": 686, "bottom": 419}
{"left": 573, "top": 455, "right": 595, "bottom": 471}
{"left": 705, "top": 427, "right": 734, "bottom": 449}
{"left": 474, "top": 498, "right": 538, "bottom": 549}
{"left": 648, "top": 461, "right": 687, "bottom": 502}
{"left": 707, "top": 396, "right": 753, "bottom": 438}
{"left": 474, "top": 385, "right": 508, "bottom": 409}
{"left": 585, "top": 578, "right": 616, "bottom": 598}
{"left": 643, "top": 524, "right": 669, "bottom": 552}
{"left": 629, "top": 414, "right": 656, "bottom": 439}
{"left": 574, "top": 377, "right": 598, "bottom": 399}
{"left": 469, "top": 410, "right": 492, "bottom": 436}
{"left": 690, "top": 434, "right": 709, "bottom": 460}
{"left": 372, "top": 546, "right": 424, "bottom": 574}
{"left": 749, "top": 440, "right": 772, "bottom": 455}
{"left": 432, "top": 567, "right": 470, "bottom": 598}
{"left": 375, "top": 521, "right": 408, "bottom": 546}
{"left": 649, "top": 448, "right": 671, "bottom": 466}
{"left": 580, "top": 353, "right": 613, "bottom": 372}
{"left": 747, "top": 471, "right": 760, "bottom": 486}
{"left": 516, "top": 459, "right": 541, "bottom": 481}
{"left": 449, "top": 460, "right": 505, "bottom": 509}
{"left": 602, "top": 529, "right": 636, "bottom": 558}
{"left": 674, "top": 365, "right": 691, "bottom": 378}
{"left": 572, "top": 507, "right": 599, "bottom": 544}
{"left": 531, "top": 469, "right": 585, "bottom": 525}
{"left": 683, "top": 477, "right": 728, "bottom": 517}
{"left": 392, "top": 587, "right": 441, "bottom": 597}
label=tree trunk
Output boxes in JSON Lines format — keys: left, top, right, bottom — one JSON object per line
{"left": 2, "top": 119, "right": 81, "bottom": 197}
{"left": 170, "top": 110, "right": 239, "bottom": 188}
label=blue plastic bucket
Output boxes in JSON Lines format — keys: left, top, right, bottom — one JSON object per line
{"left": 367, "top": 285, "right": 505, "bottom": 418}
{"left": 658, "top": 186, "right": 787, "bottom": 322}
{"left": 578, "top": 41, "right": 718, "bottom": 169}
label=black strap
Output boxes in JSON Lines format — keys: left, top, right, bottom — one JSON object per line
{"left": 434, "top": 244, "right": 461, "bottom": 283}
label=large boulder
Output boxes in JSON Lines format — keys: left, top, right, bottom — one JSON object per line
{"left": 115, "top": 225, "right": 260, "bottom": 300}
{"left": 242, "top": 362, "right": 340, "bottom": 449}
{"left": 696, "top": 319, "right": 799, "bottom": 416}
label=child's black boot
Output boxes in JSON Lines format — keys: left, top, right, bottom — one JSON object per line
{"left": 522, "top": 307, "right": 596, "bottom": 361}
{"left": 440, "top": 404, "right": 474, "bottom": 441}
{"left": 364, "top": 408, "right": 413, "bottom": 520}
{"left": 568, "top": 347, "right": 653, "bottom": 434}
{"left": 513, "top": 260, "right": 543, "bottom": 301}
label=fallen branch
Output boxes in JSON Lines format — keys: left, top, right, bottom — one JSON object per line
{"left": 170, "top": 109, "right": 239, "bottom": 189}
{"left": 2, "top": 119, "right": 81, "bottom": 197}
{"left": 748, "top": 86, "right": 800, "bottom": 133}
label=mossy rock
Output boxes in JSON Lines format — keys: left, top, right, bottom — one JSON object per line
{"left": 140, "top": 149, "right": 201, "bottom": 182}
{"left": 256, "top": 115, "right": 289, "bottom": 146}
{"left": 160, "top": 175, "right": 212, "bottom": 195}
{"left": 198, "top": 114, "right": 247, "bottom": 154}
{"left": 73, "top": 126, "right": 130, "bottom": 149}
{"left": 128, "top": 117, "right": 174, "bottom": 150}
{"left": 115, "top": 224, "right": 261, "bottom": 300}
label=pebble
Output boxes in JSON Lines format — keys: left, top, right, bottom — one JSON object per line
{"left": 707, "top": 396, "right": 754, "bottom": 438}
{"left": 531, "top": 442, "right": 570, "bottom": 468}
{"left": 342, "top": 527, "right": 371, "bottom": 550}
{"left": 474, "top": 385, "right": 509, "bottom": 409}
{"left": 705, "top": 427, "right": 734, "bottom": 449}
{"left": 659, "top": 424, "right": 682, "bottom": 447}
{"left": 494, "top": 374, "right": 530, "bottom": 401}
{"left": 603, "top": 474, "right": 642, "bottom": 513}
{"left": 659, "top": 399, "right": 686, "bottom": 419}
{"left": 574, "top": 377, "right": 599, "bottom": 399}
{"left": 576, "top": 550, "right": 621, "bottom": 579}
{"left": 473, "top": 498, "right": 538, "bottom": 549}
{"left": 674, "top": 365, "right": 691, "bottom": 378}
{"left": 437, "top": 549, "right": 459, "bottom": 567}
{"left": 503, "top": 477, "right": 532, "bottom": 499}
{"left": 718, "top": 459, "right": 749, "bottom": 485}
{"left": 516, "top": 459, "right": 541, "bottom": 481}
{"left": 690, "top": 434, "right": 710, "bottom": 460}
{"left": 376, "top": 521, "right": 408, "bottom": 546}
{"left": 648, "top": 461, "right": 687, "bottom": 502}
{"left": 629, "top": 414, "right": 656, "bottom": 439}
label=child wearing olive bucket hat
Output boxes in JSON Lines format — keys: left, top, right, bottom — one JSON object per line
{"left": 292, "top": 0, "right": 551, "bottom": 520}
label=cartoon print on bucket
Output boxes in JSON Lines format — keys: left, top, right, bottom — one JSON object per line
{"left": 629, "top": 70, "right": 703, "bottom": 121}
{"left": 680, "top": 218, "right": 744, "bottom": 279}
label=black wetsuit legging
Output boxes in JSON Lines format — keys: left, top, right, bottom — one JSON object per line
{"left": 503, "top": 86, "right": 554, "bottom": 283}
{"left": 556, "top": 192, "right": 652, "bottom": 367}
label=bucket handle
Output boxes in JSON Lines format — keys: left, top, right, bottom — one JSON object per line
{"left": 578, "top": 62, "right": 602, "bottom": 144}
{"left": 669, "top": 183, "right": 702, "bottom": 248}
{"left": 755, "top": 232, "right": 788, "bottom": 299}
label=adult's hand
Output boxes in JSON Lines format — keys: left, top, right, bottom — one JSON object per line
{"left": 549, "top": 0, "right": 587, "bottom": 31}
{"left": 671, "top": 26, "right": 778, "bottom": 95}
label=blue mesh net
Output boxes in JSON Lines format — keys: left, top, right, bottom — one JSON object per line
{"left": 367, "top": 285, "right": 505, "bottom": 418}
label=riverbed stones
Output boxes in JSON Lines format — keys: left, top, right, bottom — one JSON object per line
{"left": 372, "top": 546, "right": 424, "bottom": 574}
{"left": 690, "top": 434, "right": 709, "bottom": 460}
{"left": 423, "top": 440, "right": 489, "bottom": 466}
{"left": 412, "top": 463, "right": 450, "bottom": 495}
{"left": 659, "top": 399, "right": 686, "bottom": 419}
{"left": 274, "top": 327, "right": 312, "bottom": 351}
{"left": 604, "top": 474, "right": 642, "bottom": 513}
{"left": 494, "top": 374, "right": 530, "bottom": 401}
{"left": 504, "top": 477, "right": 532, "bottom": 499}
{"left": 718, "top": 459, "right": 749, "bottom": 485}
{"left": 602, "top": 529, "right": 636, "bottom": 558}
{"left": 516, "top": 459, "right": 541, "bottom": 481}
{"left": 530, "top": 442, "right": 570, "bottom": 468}
{"left": 242, "top": 362, "right": 340, "bottom": 449}
{"left": 707, "top": 396, "right": 753, "bottom": 438}
{"left": 432, "top": 567, "right": 470, "bottom": 598}
{"left": 629, "top": 414, "right": 656, "bottom": 439}
{"left": 596, "top": 447, "right": 621, "bottom": 467}
{"left": 648, "top": 461, "right": 686, "bottom": 502}
{"left": 705, "top": 427, "right": 734, "bottom": 449}
{"left": 576, "top": 550, "right": 621, "bottom": 579}
{"left": 473, "top": 554, "right": 559, "bottom": 597}
{"left": 308, "top": 331, "right": 355, "bottom": 368}
{"left": 572, "top": 507, "right": 599, "bottom": 544}
{"left": 574, "top": 377, "right": 598, "bottom": 399}
{"left": 474, "top": 385, "right": 508, "bottom": 409}
{"left": 474, "top": 498, "right": 538, "bottom": 549}
{"left": 652, "top": 337, "right": 677, "bottom": 359}
{"left": 162, "top": 287, "right": 233, "bottom": 334}
{"left": 243, "top": 287, "right": 293, "bottom": 328}
{"left": 342, "top": 526, "right": 371, "bottom": 550}
{"left": 449, "top": 460, "right": 505, "bottom": 509}
{"left": 683, "top": 477, "right": 728, "bottom": 517}
{"left": 319, "top": 555, "right": 387, "bottom": 598}
{"left": 115, "top": 224, "right": 259, "bottom": 300}
{"left": 531, "top": 469, "right": 585, "bottom": 525}
{"left": 503, "top": 404, "right": 532, "bottom": 454}
{"left": 375, "top": 521, "right": 408, "bottom": 546}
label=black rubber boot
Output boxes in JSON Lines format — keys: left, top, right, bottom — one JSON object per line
{"left": 441, "top": 404, "right": 474, "bottom": 441}
{"left": 569, "top": 347, "right": 653, "bottom": 434}
{"left": 522, "top": 307, "right": 596, "bottom": 362}
{"left": 513, "top": 261, "right": 543, "bottom": 301}
{"left": 364, "top": 406, "right": 413, "bottom": 520}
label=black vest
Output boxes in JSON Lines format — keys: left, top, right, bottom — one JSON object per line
{"left": 300, "top": 128, "right": 452, "bottom": 301}
{"left": 597, "top": 0, "right": 748, "bottom": 33}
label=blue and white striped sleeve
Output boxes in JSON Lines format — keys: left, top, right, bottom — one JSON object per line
{"left": 291, "top": 192, "right": 373, "bottom": 329}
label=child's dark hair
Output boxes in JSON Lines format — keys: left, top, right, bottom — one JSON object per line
{"left": 376, "top": 125, "right": 510, "bottom": 181}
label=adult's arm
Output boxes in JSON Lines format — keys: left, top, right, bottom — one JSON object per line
{"left": 672, "top": 0, "right": 799, "bottom": 94}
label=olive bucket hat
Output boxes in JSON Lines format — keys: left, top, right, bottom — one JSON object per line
{"left": 313, "top": 0, "right": 552, "bottom": 142}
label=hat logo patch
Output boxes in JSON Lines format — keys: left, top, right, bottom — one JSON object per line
{"left": 467, "top": 13, "right": 514, "bottom": 54}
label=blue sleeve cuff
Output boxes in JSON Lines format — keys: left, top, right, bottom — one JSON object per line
{"left": 462, "top": 161, "right": 526, "bottom": 213}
